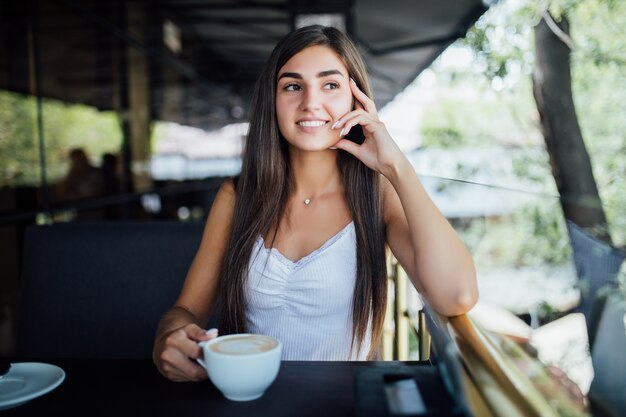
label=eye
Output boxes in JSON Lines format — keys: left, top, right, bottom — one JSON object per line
{"left": 323, "top": 82, "right": 340, "bottom": 90}
{"left": 283, "top": 83, "right": 301, "bottom": 92}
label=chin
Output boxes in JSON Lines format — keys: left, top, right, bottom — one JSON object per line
{"left": 286, "top": 136, "right": 337, "bottom": 152}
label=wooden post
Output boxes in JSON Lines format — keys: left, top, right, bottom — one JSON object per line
{"left": 417, "top": 310, "right": 430, "bottom": 361}
{"left": 125, "top": 2, "right": 152, "bottom": 192}
{"left": 382, "top": 253, "right": 396, "bottom": 360}
{"left": 394, "top": 260, "right": 409, "bottom": 360}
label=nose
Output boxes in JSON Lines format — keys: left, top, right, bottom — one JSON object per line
{"left": 299, "top": 88, "right": 322, "bottom": 111}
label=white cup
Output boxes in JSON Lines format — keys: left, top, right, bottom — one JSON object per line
{"left": 197, "top": 333, "right": 282, "bottom": 401}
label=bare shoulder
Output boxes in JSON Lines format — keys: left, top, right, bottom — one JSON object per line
{"left": 200, "top": 178, "right": 236, "bottom": 240}
{"left": 217, "top": 178, "right": 236, "bottom": 201}
{"left": 211, "top": 178, "right": 236, "bottom": 213}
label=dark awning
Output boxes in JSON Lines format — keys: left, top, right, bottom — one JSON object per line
{"left": 0, "top": 0, "right": 492, "bottom": 130}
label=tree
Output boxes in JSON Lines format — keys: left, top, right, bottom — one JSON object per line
{"left": 532, "top": 12, "right": 611, "bottom": 243}
{"left": 462, "top": 0, "right": 624, "bottom": 246}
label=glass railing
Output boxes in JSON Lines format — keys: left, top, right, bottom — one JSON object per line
{"left": 383, "top": 170, "right": 624, "bottom": 416}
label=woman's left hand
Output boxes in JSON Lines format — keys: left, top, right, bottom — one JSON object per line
{"left": 332, "top": 78, "right": 403, "bottom": 177}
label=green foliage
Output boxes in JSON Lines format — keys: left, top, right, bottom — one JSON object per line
{"left": 0, "top": 90, "right": 123, "bottom": 187}
{"left": 421, "top": 126, "right": 462, "bottom": 148}
{"left": 511, "top": 148, "right": 553, "bottom": 187}
{"left": 460, "top": 200, "right": 571, "bottom": 269}
{"left": 0, "top": 92, "right": 39, "bottom": 185}
{"left": 462, "top": 0, "right": 538, "bottom": 82}
{"left": 568, "top": 2, "right": 626, "bottom": 247}
{"left": 427, "top": 0, "right": 626, "bottom": 254}
{"left": 419, "top": 76, "right": 540, "bottom": 149}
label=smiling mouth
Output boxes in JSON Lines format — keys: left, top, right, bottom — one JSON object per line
{"left": 297, "top": 120, "right": 328, "bottom": 127}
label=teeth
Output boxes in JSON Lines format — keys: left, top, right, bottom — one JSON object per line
{"left": 298, "top": 120, "right": 326, "bottom": 127}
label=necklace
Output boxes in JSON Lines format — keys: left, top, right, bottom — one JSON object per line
{"left": 304, "top": 199, "right": 311, "bottom": 205}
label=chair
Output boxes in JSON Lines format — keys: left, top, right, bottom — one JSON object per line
{"left": 15, "top": 221, "right": 212, "bottom": 358}
{"left": 566, "top": 220, "right": 624, "bottom": 349}
{"left": 587, "top": 293, "right": 626, "bottom": 417}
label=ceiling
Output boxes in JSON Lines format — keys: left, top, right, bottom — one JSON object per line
{"left": 0, "top": 0, "right": 493, "bottom": 131}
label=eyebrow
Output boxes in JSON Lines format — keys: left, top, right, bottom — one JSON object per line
{"left": 278, "top": 69, "right": 345, "bottom": 80}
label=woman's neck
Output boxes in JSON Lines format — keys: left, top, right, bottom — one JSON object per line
{"left": 289, "top": 149, "right": 342, "bottom": 201}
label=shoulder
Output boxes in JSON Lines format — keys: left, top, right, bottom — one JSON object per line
{"left": 206, "top": 178, "right": 236, "bottom": 224}
{"left": 196, "top": 178, "right": 237, "bottom": 248}
{"left": 215, "top": 177, "right": 237, "bottom": 204}
{"left": 220, "top": 177, "right": 237, "bottom": 196}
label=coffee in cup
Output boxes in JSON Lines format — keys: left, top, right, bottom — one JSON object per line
{"left": 197, "top": 334, "right": 282, "bottom": 401}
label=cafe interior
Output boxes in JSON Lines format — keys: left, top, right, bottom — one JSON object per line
{"left": 0, "top": 0, "right": 624, "bottom": 416}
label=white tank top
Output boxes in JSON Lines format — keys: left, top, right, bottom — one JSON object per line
{"left": 245, "top": 221, "right": 371, "bottom": 360}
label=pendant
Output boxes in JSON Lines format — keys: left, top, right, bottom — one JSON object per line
{"left": 304, "top": 199, "right": 311, "bottom": 205}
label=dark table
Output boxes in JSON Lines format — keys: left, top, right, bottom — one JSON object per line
{"left": 2, "top": 359, "right": 456, "bottom": 417}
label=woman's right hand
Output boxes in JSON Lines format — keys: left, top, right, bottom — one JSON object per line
{"left": 153, "top": 324, "right": 218, "bottom": 382}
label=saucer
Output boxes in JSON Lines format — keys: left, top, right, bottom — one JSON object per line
{"left": 0, "top": 362, "right": 65, "bottom": 410}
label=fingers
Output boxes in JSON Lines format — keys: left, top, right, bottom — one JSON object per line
{"left": 193, "top": 326, "right": 219, "bottom": 342}
{"left": 333, "top": 138, "right": 362, "bottom": 157}
{"left": 336, "top": 112, "right": 379, "bottom": 139}
{"left": 156, "top": 325, "right": 218, "bottom": 382}
{"left": 332, "top": 79, "right": 378, "bottom": 137}
{"left": 160, "top": 345, "right": 208, "bottom": 381}
{"left": 349, "top": 78, "right": 377, "bottom": 116}
{"left": 205, "top": 328, "right": 219, "bottom": 340}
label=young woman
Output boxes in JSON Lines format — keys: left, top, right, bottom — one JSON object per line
{"left": 153, "top": 25, "right": 477, "bottom": 382}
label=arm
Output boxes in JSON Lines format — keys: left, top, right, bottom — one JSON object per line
{"left": 153, "top": 179, "right": 236, "bottom": 381}
{"left": 333, "top": 79, "right": 478, "bottom": 317}
{"left": 382, "top": 164, "right": 477, "bottom": 316}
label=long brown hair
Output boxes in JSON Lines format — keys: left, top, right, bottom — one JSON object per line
{"left": 219, "top": 25, "right": 387, "bottom": 358}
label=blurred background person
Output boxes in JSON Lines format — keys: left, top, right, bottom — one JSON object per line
{"left": 100, "top": 152, "right": 120, "bottom": 196}
{"left": 58, "top": 148, "right": 102, "bottom": 201}
{"left": 100, "top": 152, "right": 123, "bottom": 220}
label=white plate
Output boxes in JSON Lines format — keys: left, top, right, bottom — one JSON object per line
{"left": 0, "top": 362, "right": 65, "bottom": 410}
